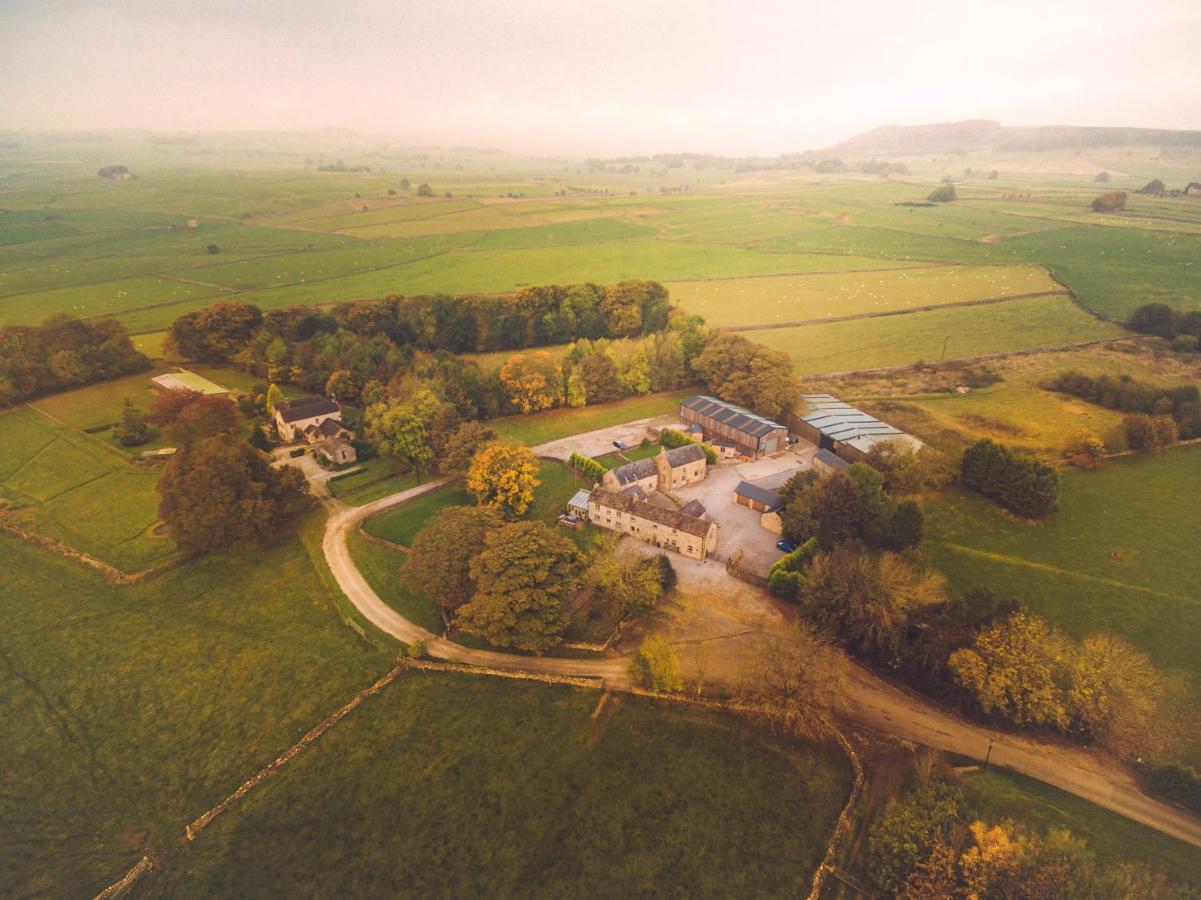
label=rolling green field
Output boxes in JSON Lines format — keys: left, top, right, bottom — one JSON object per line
{"left": 744, "top": 294, "right": 1125, "bottom": 374}
{"left": 667, "top": 263, "right": 1061, "bottom": 328}
{"left": 146, "top": 673, "right": 852, "bottom": 898}
{"left": 0, "top": 406, "right": 174, "bottom": 570}
{"left": 926, "top": 446, "right": 1201, "bottom": 684}
{"left": 491, "top": 390, "right": 692, "bottom": 446}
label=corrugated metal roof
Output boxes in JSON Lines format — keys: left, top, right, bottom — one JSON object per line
{"left": 681, "top": 395, "right": 785, "bottom": 440}
{"left": 799, "top": 394, "right": 920, "bottom": 452}
{"left": 814, "top": 449, "right": 848, "bottom": 470}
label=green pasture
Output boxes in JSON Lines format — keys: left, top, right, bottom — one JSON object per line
{"left": 926, "top": 446, "right": 1201, "bottom": 683}
{"left": 0, "top": 527, "right": 383, "bottom": 897}
{"left": 745, "top": 295, "right": 1124, "bottom": 375}
{"left": 346, "top": 532, "right": 445, "bottom": 632}
{"left": 362, "top": 484, "right": 474, "bottom": 547}
{"left": 326, "top": 458, "right": 424, "bottom": 504}
{"left": 147, "top": 672, "right": 851, "bottom": 898}
{"left": 491, "top": 390, "right": 692, "bottom": 446}
{"left": 667, "top": 264, "right": 1060, "bottom": 328}
{"left": 469, "top": 215, "right": 656, "bottom": 249}
{"left": 0, "top": 406, "right": 172, "bottom": 570}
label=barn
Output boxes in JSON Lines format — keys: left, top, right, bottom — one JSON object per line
{"left": 733, "top": 480, "right": 784, "bottom": 514}
{"left": 790, "top": 394, "right": 922, "bottom": 464}
{"left": 680, "top": 396, "right": 788, "bottom": 459}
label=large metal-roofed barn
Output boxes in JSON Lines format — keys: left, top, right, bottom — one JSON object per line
{"left": 680, "top": 396, "right": 788, "bottom": 458}
{"left": 792, "top": 394, "right": 922, "bottom": 464}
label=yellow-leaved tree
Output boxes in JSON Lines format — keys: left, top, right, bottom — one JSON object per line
{"left": 466, "top": 441, "right": 541, "bottom": 518}
{"left": 499, "top": 351, "right": 563, "bottom": 414}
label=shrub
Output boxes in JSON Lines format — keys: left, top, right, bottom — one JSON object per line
{"left": 927, "top": 184, "right": 956, "bottom": 202}
{"left": 1123, "top": 413, "right": 1178, "bottom": 452}
{"left": 1091, "top": 190, "right": 1127, "bottom": 212}
{"left": 1171, "top": 334, "right": 1198, "bottom": 353}
{"left": 1137, "top": 178, "right": 1166, "bottom": 196}
{"left": 628, "top": 635, "right": 683, "bottom": 692}
{"left": 960, "top": 439, "right": 1058, "bottom": 519}
{"left": 886, "top": 500, "right": 924, "bottom": 551}
{"left": 406, "top": 639, "right": 427, "bottom": 659}
{"left": 767, "top": 537, "right": 819, "bottom": 600}
{"left": 1127, "top": 302, "right": 1182, "bottom": 338}
{"left": 1147, "top": 764, "right": 1201, "bottom": 814}
{"left": 569, "top": 452, "right": 605, "bottom": 483}
{"left": 655, "top": 553, "right": 677, "bottom": 591}
{"left": 867, "top": 782, "right": 966, "bottom": 893}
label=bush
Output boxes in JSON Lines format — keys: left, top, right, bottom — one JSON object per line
{"left": 960, "top": 439, "right": 1058, "bottom": 519}
{"left": 655, "top": 553, "right": 677, "bottom": 591}
{"left": 886, "top": 500, "right": 924, "bottom": 551}
{"left": 927, "top": 185, "right": 956, "bottom": 202}
{"left": 569, "top": 452, "right": 605, "bottom": 483}
{"left": 1171, "top": 334, "right": 1198, "bottom": 353}
{"left": 1128, "top": 302, "right": 1182, "bottom": 338}
{"left": 628, "top": 635, "right": 683, "bottom": 692}
{"left": 406, "top": 639, "right": 427, "bottom": 659}
{"left": 867, "top": 782, "right": 966, "bottom": 893}
{"left": 767, "top": 537, "right": 819, "bottom": 600}
{"left": 1091, "top": 190, "right": 1127, "bottom": 212}
{"left": 1137, "top": 178, "right": 1166, "bottom": 196}
{"left": 1123, "top": 413, "right": 1178, "bottom": 452}
{"left": 1147, "top": 764, "right": 1201, "bottom": 814}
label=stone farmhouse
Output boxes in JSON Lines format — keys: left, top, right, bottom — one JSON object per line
{"left": 601, "top": 444, "right": 707, "bottom": 494}
{"left": 274, "top": 396, "right": 349, "bottom": 444}
{"left": 588, "top": 487, "right": 718, "bottom": 560}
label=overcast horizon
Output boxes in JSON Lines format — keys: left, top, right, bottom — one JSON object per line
{"left": 2, "top": 0, "right": 1200, "bottom": 157}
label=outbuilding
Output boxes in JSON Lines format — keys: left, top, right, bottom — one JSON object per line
{"left": 680, "top": 395, "right": 788, "bottom": 458}
{"left": 733, "top": 480, "right": 784, "bottom": 514}
{"left": 790, "top": 394, "right": 922, "bottom": 464}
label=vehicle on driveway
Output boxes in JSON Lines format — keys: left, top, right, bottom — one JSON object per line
{"left": 612, "top": 439, "right": 627, "bottom": 450}
{"left": 776, "top": 539, "right": 796, "bottom": 553}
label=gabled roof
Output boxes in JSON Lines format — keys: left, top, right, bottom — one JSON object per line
{"left": 681, "top": 396, "right": 786, "bottom": 439}
{"left": 665, "top": 443, "right": 706, "bottom": 466}
{"left": 568, "top": 489, "right": 592, "bottom": 509}
{"left": 317, "top": 437, "right": 353, "bottom": 455}
{"left": 305, "top": 417, "right": 347, "bottom": 437}
{"left": 800, "top": 394, "right": 921, "bottom": 453}
{"left": 608, "top": 444, "right": 706, "bottom": 486}
{"left": 679, "top": 499, "right": 707, "bottom": 518}
{"left": 733, "top": 480, "right": 784, "bottom": 511}
{"left": 589, "top": 487, "right": 712, "bottom": 539}
{"left": 278, "top": 396, "right": 340, "bottom": 423}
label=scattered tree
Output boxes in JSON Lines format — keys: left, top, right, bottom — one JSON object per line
{"left": 416, "top": 183, "right": 434, "bottom": 197}
{"left": 466, "top": 441, "right": 540, "bottom": 518}
{"left": 117, "top": 399, "right": 150, "bottom": 447}
{"left": 927, "top": 185, "right": 956, "bottom": 202}
{"left": 1091, "top": 190, "right": 1127, "bottom": 212}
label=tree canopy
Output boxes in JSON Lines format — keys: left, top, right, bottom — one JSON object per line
{"left": 691, "top": 333, "right": 797, "bottom": 418}
{"left": 466, "top": 442, "right": 540, "bottom": 518}
{"left": 406, "top": 505, "right": 504, "bottom": 612}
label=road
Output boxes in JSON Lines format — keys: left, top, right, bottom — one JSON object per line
{"left": 312, "top": 440, "right": 1201, "bottom": 853}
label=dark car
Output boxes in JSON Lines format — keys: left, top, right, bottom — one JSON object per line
{"left": 776, "top": 539, "right": 797, "bottom": 553}
{"left": 289, "top": 447, "right": 307, "bottom": 458}
{"left": 612, "top": 439, "right": 627, "bottom": 450}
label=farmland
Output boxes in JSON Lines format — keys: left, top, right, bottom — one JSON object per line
{"left": 926, "top": 446, "right": 1201, "bottom": 705}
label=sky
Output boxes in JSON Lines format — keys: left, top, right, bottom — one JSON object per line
{"left": 1, "top": 0, "right": 1199, "bottom": 156}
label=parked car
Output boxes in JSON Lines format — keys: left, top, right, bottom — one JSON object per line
{"left": 612, "top": 439, "right": 627, "bottom": 450}
{"left": 776, "top": 539, "right": 797, "bottom": 553}
{"left": 289, "top": 447, "right": 306, "bottom": 458}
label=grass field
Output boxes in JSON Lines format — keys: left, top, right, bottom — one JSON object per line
{"left": 361, "top": 483, "right": 474, "bottom": 546}
{"left": 666, "top": 264, "right": 1061, "bottom": 328}
{"left": 0, "top": 406, "right": 173, "bottom": 570}
{"left": 961, "top": 769, "right": 1201, "bottom": 886}
{"left": 145, "top": 672, "right": 851, "bottom": 897}
{"left": 0, "top": 527, "right": 382, "bottom": 897}
{"left": 745, "top": 295, "right": 1125, "bottom": 375}
{"left": 491, "top": 390, "right": 692, "bottom": 446}
{"left": 346, "top": 532, "right": 445, "bottom": 632}
{"left": 926, "top": 446, "right": 1201, "bottom": 685}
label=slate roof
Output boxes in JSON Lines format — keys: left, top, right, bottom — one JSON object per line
{"left": 814, "top": 449, "right": 848, "bottom": 471}
{"left": 316, "top": 437, "right": 354, "bottom": 456}
{"left": 305, "top": 417, "right": 347, "bottom": 437}
{"left": 679, "top": 499, "right": 707, "bottom": 518}
{"left": 681, "top": 396, "right": 786, "bottom": 440}
{"left": 799, "top": 394, "right": 921, "bottom": 453}
{"left": 279, "top": 396, "right": 340, "bottom": 423}
{"left": 733, "top": 480, "right": 784, "bottom": 511}
{"left": 608, "top": 444, "right": 706, "bottom": 486}
{"left": 589, "top": 487, "right": 712, "bottom": 539}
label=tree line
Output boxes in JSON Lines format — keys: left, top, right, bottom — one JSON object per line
{"left": 0, "top": 314, "right": 149, "bottom": 406}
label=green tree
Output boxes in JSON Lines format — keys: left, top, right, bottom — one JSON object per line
{"left": 166, "top": 301, "right": 262, "bottom": 363}
{"left": 265, "top": 383, "right": 285, "bottom": 414}
{"left": 407, "top": 505, "right": 504, "bottom": 612}
{"left": 325, "top": 369, "right": 355, "bottom": 402}
{"left": 887, "top": 500, "right": 925, "bottom": 551}
{"left": 867, "top": 782, "right": 966, "bottom": 893}
{"left": 629, "top": 634, "right": 684, "bottom": 691}
{"left": 438, "top": 421, "right": 497, "bottom": 479}
{"left": 691, "top": 333, "right": 797, "bottom": 418}
{"left": 364, "top": 388, "right": 450, "bottom": 475}
{"left": 416, "top": 183, "right": 434, "bottom": 197}
{"left": 116, "top": 399, "right": 150, "bottom": 447}
{"left": 927, "top": 184, "right": 956, "bottom": 202}
{"left": 456, "top": 521, "right": 581, "bottom": 652}
{"left": 809, "top": 472, "right": 863, "bottom": 548}
{"left": 157, "top": 436, "right": 311, "bottom": 555}
{"left": 1124, "top": 413, "right": 1177, "bottom": 451}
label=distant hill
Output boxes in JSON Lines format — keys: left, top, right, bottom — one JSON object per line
{"left": 827, "top": 120, "right": 1201, "bottom": 157}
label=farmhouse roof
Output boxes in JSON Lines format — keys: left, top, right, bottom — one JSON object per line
{"left": 305, "top": 418, "right": 346, "bottom": 437}
{"left": 679, "top": 499, "right": 707, "bottom": 518}
{"left": 590, "top": 487, "right": 712, "bottom": 539}
{"left": 317, "top": 437, "right": 353, "bottom": 455}
{"left": 799, "top": 394, "right": 921, "bottom": 453}
{"left": 607, "top": 444, "right": 705, "bottom": 486}
{"left": 278, "top": 396, "right": 340, "bottom": 423}
{"left": 681, "top": 395, "right": 785, "bottom": 439}
{"left": 733, "top": 480, "right": 784, "bottom": 511}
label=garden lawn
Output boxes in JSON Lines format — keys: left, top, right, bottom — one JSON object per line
{"left": 146, "top": 672, "right": 852, "bottom": 899}
{"left": 744, "top": 295, "right": 1124, "bottom": 375}
{"left": 926, "top": 445, "right": 1201, "bottom": 683}
{"left": 0, "top": 529, "right": 383, "bottom": 897}
{"left": 345, "top": 532, "right": 444, "bottom": 633}
{"left": 492, "top": 390, "right": 692, "bottom": 446}
{"left": 327, "top": 458, "right": 424, "bottom": 505}
{"left": 361, "top": 483, "right": 474, "bottom": 547}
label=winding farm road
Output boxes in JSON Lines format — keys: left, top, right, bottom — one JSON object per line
{"left": 316, "top": 443, "right": 1201, "bottom": 853}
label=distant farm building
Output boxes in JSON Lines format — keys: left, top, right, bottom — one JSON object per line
{"left": 601, "top": 444, "right": 707, "bottom": 494}
{"left": 1187, "top": 183, "right": 1201, "bottom": 197}
{"left": 680, "top": 396, "right": 788, "bottom": 459}
{"left": 151, "top": 371, "right": 229, "bottom": 396}
{"left": 274, "top": 396, "right": 345, "bottom": 443}
{"left": 315, "top": 437, "right": 357, "bottom": 466}
{"left": 790, "top": 394, "right": 922, "bottom": 464}
{"left": 588, "top": 487, "right": 718, "bottom": 560}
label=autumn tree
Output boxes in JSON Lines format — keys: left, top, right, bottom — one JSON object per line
{"left": 166, "top": 301, "right": 262, "bottom": 363}
{"left": 499, "top": 351, "right": 563, "bottom": 413}
{"left": 148, "top": 390, "right": 239, "bottom": 445}
{"left": 438, "top": 421, "right": 496, "bottom": 478}
{"left": 406, "top": 505, "right": 504, "bottom": 612}
{"left": 364, "top": 388, "right": 456, "bottom": 475}
{"left": 575, "top": 344, "right": 623, "bottom": 403}
{"left": 455, "top": 520, "right": 581, "bottom": 652}
{"left": 628, "top": 634, "right": 684, "bottom": 692}
{"left": 741, "top": 622, "right": 845, "bottom": 739}
{"left": 466, "top": 441, "right": 540, "bottom": 517}
{"left": 157, "top": 436, "right": 311, "bottom": 555}
{"left": 691, "top": 333, "right": 797, "bottom": 418}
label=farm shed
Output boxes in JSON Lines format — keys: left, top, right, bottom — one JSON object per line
{"left": 733, "top": 480, "right": 784, "bottom": 514}
{"left": 151, "top": 371, "right": 229, "bottom": 396}
{"left": 790, "top": 394, "right": 922, "bottom": 464}
{"left": 813, "top": 448, "right": 849, "bottom": 473}
{"left": 680, "top": 396, "right": 788, "bottom": 459}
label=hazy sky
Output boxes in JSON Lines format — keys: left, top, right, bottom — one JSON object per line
{"left": 2, "top": 0, "right": 1199, "bottom": 155}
